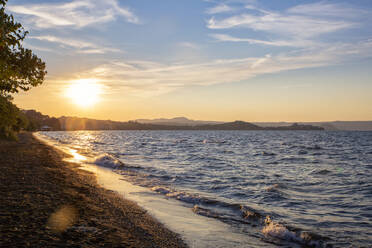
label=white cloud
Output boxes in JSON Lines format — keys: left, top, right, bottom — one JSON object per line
{"left": 250, "top": 54, "right": 270, "bottom": 69}
{"left": 82, "top": 48, "right": 121, "bottom": 54}
{"left": 209, "top": 33, "right": 317, "bottom": 47}
{"left": 59, "top": 39, "right": 372, "bottom": 96}
{"left": 206, "top": 1, "right": 365, "bottom": 50}
{"left": 31, "top": 35, "right": 95, "bottom": 49}
{"left": 206, "top": 4, "right": 235, "bottom": 14}
{"left": 207, "top": 12, "right": 353, "bottom": 38}
{"left": 30, "top": 35, "right": 122, "bottom": 54}
{"left": 287, "top": 2, "right": 366, "bottom": 18}
{"left": 7, "top": 0, "right": 139, "bottom": 29}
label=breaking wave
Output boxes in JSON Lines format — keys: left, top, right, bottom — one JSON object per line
{"left": 88, "top": 154, "right": 124, "bottom": 169}
{"left": 150, "top": 186, "right": 330, "bottom": 247}
{"left": 262, "top": 216, "right": 327, "bottom": 247}
{"left": 37, "top": 130, "right": 372, "bottom": 247}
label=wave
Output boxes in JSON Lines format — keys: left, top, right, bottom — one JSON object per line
{"left": 151, "top": 186, "right": 203, "bottom": 204}
{"left": 263, "top": 216, "right": 328, "bottom": 247}
{"left": 192, "top": 201, "right": 330, "bottom": 247}
{"left": 36, "top": 130, "right": 371, "bottom": 247}
{"left": 150, "top": 185, "right": 329, "bottom": 247}
{"left": 240, "top": 205, "right": 263, "bottom": 221}
{"left": 192, "top": 205, "right": 221, "bottom": 219}
{"left": 88, "top": 154, "right": 124, "bottom": 169}
{"left": 49, "top": 138, "right": 331, "bottom": 247}
{"left": 71, "top": 155, "right": 331, "bottom": 246}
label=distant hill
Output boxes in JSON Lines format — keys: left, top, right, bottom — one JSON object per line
{"left": 135, "top": 117, "right": 224, "bottom": 126}
{"left": 136, "top": 117, "right": 372, "bottom": 131}
{"left": 185, "top": 121, "right": 323, "bottom": 131}
{"left": 322, "top": 121, "right": 372, "bottom": 131}
{"left": 21, "top": 110, "right": 346, "bottom": 131}
{"left": 254, "top": 121, "right": 372, "bottom": 131}
{"left": 58, "top": 116, "right": 323, "bottom": 131}
{"left": 197, "top": 121, "right": 261, "bottom": 130}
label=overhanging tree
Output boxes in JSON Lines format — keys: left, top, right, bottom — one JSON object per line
{"left": 1, "top": 0, "right": 46, "bottom": 97}
{"left": 0, "top": 0, "right": 46, "bottom": 139}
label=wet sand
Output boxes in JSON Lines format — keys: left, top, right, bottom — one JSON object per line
{"left": 0, "top": 132, "right": 187, "bottom": 247}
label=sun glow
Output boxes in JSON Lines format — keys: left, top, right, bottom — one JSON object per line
{"left": 66, "top": 79, "right": 102, "bottom": 107}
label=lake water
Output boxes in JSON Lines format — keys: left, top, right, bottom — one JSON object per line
{"left": 38, "top": 130, "right": 372, "bottom": 247}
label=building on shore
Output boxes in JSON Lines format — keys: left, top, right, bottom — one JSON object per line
{"left": 40, "top": 125, "right": 52, "bottom": 131}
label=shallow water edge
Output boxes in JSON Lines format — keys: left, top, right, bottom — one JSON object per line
{"left": 34, "top": 132, "right": 271, "bottom": 248}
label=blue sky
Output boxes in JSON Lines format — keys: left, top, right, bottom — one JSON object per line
{"left": 8, "top": 0, "right": 372, "bottom": 121}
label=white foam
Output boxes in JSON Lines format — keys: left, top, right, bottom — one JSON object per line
{"left": 262, "top": 221, "right": 298, "bottom": 241}
{"left": 89, "top": 154, "right": 123, "bottom": 169}
{"left": 262, "top": 216, "right": 322, "bottom": 247}
{"left": 166, "top": 191, "right": 199, "bottom": 204}
{"left": 151, "top": 186, "right": 200, "bottom": 204}
{"left": 151, "top": 186, "right": 172, "bottom": 195}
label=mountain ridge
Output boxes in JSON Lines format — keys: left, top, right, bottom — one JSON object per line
{"left": 23, "top": 110, "right": 372, "bottom": 131}
{"left": 135, "top": 117, "right": 224, "bottom": 126}
{"left": 136, "top": 117, "right": 372, "bottom": 131}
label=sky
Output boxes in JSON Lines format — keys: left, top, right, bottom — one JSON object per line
{"left": 8, "top": 0, "right": 372, "bottom": 122}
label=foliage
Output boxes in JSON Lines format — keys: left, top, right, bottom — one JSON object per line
{"left": 0, "top": 95, "right": 28, "bottom": 140}
{"left": 1, "top": 0, "right": 46, "bottom": 97}
{"left": 23, "top": 109, "right": 61, "bottom": 131}
{"left": 0, "top": 0, "right": 46, "bottom": 139}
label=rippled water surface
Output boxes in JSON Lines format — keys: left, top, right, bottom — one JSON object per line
{"left": 40, "top": 130, "right": 372, "bottom": 247}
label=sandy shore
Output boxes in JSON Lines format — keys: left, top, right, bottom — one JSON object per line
{"left": 0, "top": 132, "right": 187, "bottom": 247}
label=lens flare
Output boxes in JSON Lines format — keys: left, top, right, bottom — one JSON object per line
{"left": 66, "top": 79, "right": 102, "bottom": 107}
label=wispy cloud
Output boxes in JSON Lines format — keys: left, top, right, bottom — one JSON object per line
{"left": 31, "top": 35, "right": 96, "bottom": 49}
{"left": 206, "top": 4, "right": 235, "bottom": 14}
{"left": 207, "top": 2, "right": 365, "bottom": 47}
{"left": 287, "top": 2, "right": 367, "bottom": 18}
{"left": 250, "top": 54, "right": 270, "bottom": 69}
{"left": 7, "top": 0, "right": 139, "bottom": 29}
{"left": 58, "top": 39, "right": 372, "bottom": 96}
{"left": 207, "top": 13, "right": 353, "bottom": 38}
{"left": 30, "top": 35, "right": 122, "bottom": 54}
{"left": 209, "top": 33, "right": 316, "bottom": 47}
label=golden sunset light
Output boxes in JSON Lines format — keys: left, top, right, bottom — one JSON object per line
{"left": 65, "top": 79, "right": 102, "bottom": 107}
{"left": 1, "top": 0, "right": 372, "bottom": 247}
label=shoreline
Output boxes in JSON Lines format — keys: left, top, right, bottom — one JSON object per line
{"left": 34, "top": 132, "right": 267, "bottom": 248}
{"left": 0, "top": 132, "right": 187, "bottom": 247}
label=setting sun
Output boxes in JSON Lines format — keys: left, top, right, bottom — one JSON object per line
{"left": 66, "top": 79, "right": 102, "bottom": 107}
{"left": 2, "top": 1, "right": 372, "bottom": 247}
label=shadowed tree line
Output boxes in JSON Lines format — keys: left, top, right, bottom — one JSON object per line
{"left": 22, "top": 110, "right": 61, "bottom": 131}
{"left": 0, "top": 0, "right": 46, "bottom": 139}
